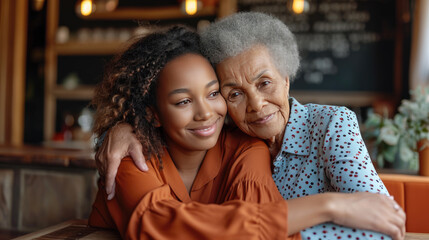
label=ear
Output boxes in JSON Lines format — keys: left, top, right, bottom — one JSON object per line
{"left": 284, "top": 76, "right": 290, "bottom": 87}
{"left": 145, "top": 106, "right": 161, "bottom": 127}
{"left": 284, "top": 75, "right": 290, "bottom": 95}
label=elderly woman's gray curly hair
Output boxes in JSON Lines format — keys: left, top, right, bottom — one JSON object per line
{"left": 200, "top": 12, "right": 300, "bottom": 80}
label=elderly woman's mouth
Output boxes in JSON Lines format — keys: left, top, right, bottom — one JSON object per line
{"left": 250, "top": 112, "right": 276, "bottom": 125}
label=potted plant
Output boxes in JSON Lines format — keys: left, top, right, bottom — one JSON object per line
{"left": 364, "top": 87, "right": 429, "bottom": 174}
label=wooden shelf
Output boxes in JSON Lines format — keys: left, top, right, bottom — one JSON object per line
{"left": 52, "top": 86, "right": 95, "bottom": 100}
{"left": 81, "top": 6, "right": 217, "bottom": 20}
{"left": 42, "top": 140, "right": 94, "bottom": 151}
{"left": 55, "top": 41, "right": 129, "bottom": 55}
{"left": 291, "top": 90, "right": 392, "bottom": 107}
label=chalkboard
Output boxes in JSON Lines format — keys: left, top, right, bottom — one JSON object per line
{"left": 238, "top": 0, "right": 397, "bottom": 93}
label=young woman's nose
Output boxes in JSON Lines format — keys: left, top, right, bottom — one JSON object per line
{"left": 194, "top": 99, "right": 213, "bottom": 121}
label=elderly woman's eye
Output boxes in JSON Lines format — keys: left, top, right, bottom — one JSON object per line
{"left": 228, "top": 91, "right": 241, "bottom": 101}
{"left": 260, "top": 80, "right": 271, "bottom": 87}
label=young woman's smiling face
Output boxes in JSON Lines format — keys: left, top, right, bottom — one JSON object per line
{"left": 154, "top": 53, "right": 226, "bottom": 153}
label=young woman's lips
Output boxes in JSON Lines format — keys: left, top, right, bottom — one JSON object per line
{"left": 251, "top": 112, "right": 275, "bottom": 125}
{"left": 189, "top": 121, "right": 218, "bottom": 137}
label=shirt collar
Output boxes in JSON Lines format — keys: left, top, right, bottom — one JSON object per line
{"left": 161, "top": 132, "right": 222, "bottom": 202}
{"left": 280, "top": 97, "right": 311, "bottom": 156}
{"left": 191, "top": 133, "right": 222, "bottom": 190}
{"left": 161, "top": 151, "right": 192, "bottom": 203}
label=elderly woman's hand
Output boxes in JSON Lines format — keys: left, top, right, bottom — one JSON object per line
{"left": 95, "top": 123, "right": 148, "bottom": 200}
{"left": 331, "top": 192, "right": 406, "bottom": 240}
{"left": 287, "top": 191, "right": 405, "bottom": 239}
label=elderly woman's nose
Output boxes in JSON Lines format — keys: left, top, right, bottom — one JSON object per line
{"left": 246, "top": 93, "right": 264, "bottom": 113}
{"left": 194, "top": 100, "right": 214, "bottom": 121}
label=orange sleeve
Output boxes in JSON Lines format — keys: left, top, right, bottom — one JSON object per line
{"left": 89, "top": 157, "right": 166, "bottom": 235}
{"left": 127, "top": 186, "right": 289, "bottom": 240}
{"left": 91, "top": 141, "right": 300, "bottom": 240}
{"left": 222, "top": 141, "right": 285, "bottom": 203}
{"left": 221, "top": 139, "right": 301, "bottom": 240}
{"left": 112, "top": 157, "right": 294, "bottom": 239}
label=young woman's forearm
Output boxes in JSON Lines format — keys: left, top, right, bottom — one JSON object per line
{"left": 286, "top": 193, "right": 335, "bottom": 235}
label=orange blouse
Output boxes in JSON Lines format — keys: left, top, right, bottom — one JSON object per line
{"left": 89, "top": 129, "right": 301, "bottom": 240}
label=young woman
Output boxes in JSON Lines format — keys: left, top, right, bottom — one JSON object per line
{"left": 89, "top": 25, "right": 404, "bottom": 240}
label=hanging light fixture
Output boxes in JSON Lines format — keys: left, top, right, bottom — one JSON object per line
{"left": 80, "top": 0, "right": 93, "bottom": 16}
{"left": 31, "top": 0, "right": 45, "bottom": 11}
{"left": 291, "top": 0, "right": 309, "bottom": 14}
{"left": 181, "top": 0, "right": 202, "bottom": 16}
{"left": 292, "top": 0, "right": 304, "bottom": 14}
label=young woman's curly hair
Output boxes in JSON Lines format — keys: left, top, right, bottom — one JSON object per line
{"left": 92, "top": 25, "right": 202, "bottom": 160}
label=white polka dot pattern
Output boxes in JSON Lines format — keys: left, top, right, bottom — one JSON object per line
{"left": 273, "top": 98, "right": 391, "bottom": 240}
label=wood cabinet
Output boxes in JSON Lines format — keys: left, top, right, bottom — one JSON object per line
{"left": 43, "top": 0, "right": 236, "bottom": 147}
{"left": 0, "top": 145, "right": 96, "bottom": 231}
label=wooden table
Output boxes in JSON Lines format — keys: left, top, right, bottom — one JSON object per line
{"left": 12, "top": 219, "right": 429, "bottom": 240}
{"left": 0, "top": 144, "right": 95, "bottom": 168}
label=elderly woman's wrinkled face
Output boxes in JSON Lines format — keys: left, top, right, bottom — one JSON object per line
{"left": 216, "top": 45, "right": 290, "bottom": 143}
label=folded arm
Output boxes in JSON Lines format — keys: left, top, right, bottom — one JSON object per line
{"left": 90, "top": 157, "right": 292, "bottom": 240}
{"left": 323, "top": 108, "right": 389, "bottom": 194}
{"left": 94, "top": 123, "right": 405, "bottom": 240}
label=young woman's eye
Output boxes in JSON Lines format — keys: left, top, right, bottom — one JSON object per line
{"left": 209, "top": 90, "right": 220, "bottom": 98}
{"left": 175, "top": 99, "right": 191, "bottom": 106}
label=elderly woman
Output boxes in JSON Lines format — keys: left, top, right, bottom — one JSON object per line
{"left": 96, "top": 13, "right": 404, "bottom": 239}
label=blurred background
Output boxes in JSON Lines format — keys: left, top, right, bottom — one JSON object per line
{"left": 0, "top": 0, "right": 428, "bottom": 237}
